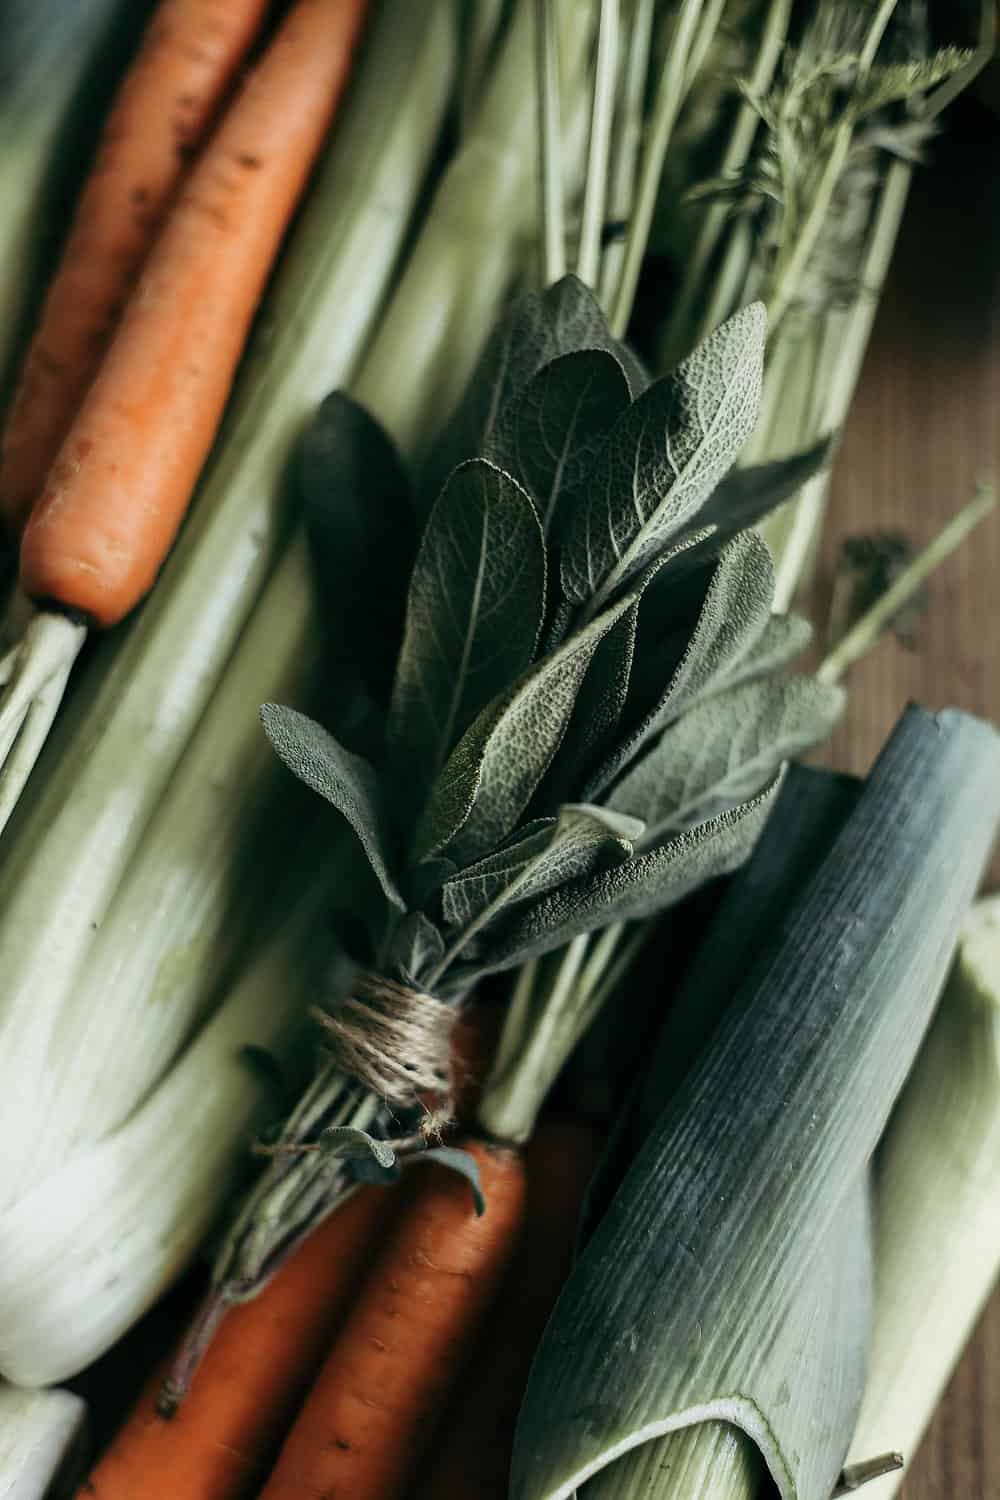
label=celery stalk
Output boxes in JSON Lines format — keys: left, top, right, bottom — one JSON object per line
{"left": 0, "top": 0, "right": 457, "bottom": 1207}
{"left": 0, "top": 1383, "right": 88, "bottom": 1499}
{"left": 0, "top": 830, "right": 351, "bottom": 1386}
{"left": 15, "top": 538, "right": 321, "bottom": 1195}
{"left": 353, "top": 0, "right": 591, "bottom": 460}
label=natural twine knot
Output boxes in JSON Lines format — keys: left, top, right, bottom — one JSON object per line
{"left": 313, "top": 973, "right": 455, "bottom": 1113}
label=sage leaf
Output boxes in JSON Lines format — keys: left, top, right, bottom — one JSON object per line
{"left": 470, "top": 775, "right": 781, "bottom": 978}
{"left": 487, "top": 349, "right": 632, "bottom": 535}
{"left": 299, "top": 392, "right": 416, "bottom": 704}
{"left": 388, "top": 460, "right": 546, "bottom": 789}
{"left": 561, "top": 303, "right": 766, "bottom": 608}
{"left": 608, "top": 675, "right": 846, "bottom": 842}
{"left": 389, "top": 911, "right": 445, "bottom": 988}
{"left": 413, "top": 593, "right": 637, "bottom": 864}
{"left": 420, "top": 275, "right": 646, "bottom": 509}
{"left": 420, "top": 1146, "right": 486, "bottom": 1215}
{"left": 588, "top": 531, "right": 775, "bottom": 797}
{"left": 540, "top": 596, "right": 640, "bottom": 802}
{"left": 720, "top": 611, "right": 813, "bottom": 691}
{"left": 510, "top": 705, "right": 1000, "bottom": 1500}
{"left": 696, "top": 437, "right": 834, "bottom": 544}
{"left": 440, "top": 804, "right": 642, "bottom": 929}
{"left": 319, "top": 1125, "right": 397, "bottom": 1168}
{"left": 261, "top": 704, "right": 405, "bottom": 910}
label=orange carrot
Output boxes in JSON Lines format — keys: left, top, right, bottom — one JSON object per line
{"left": 76, "top": 1183, "right": 393, "bottom": 1500}
{"left": 19, "top": 0, "right": 370, "bottom": 629}
{"left": 411, "top": 1118, "right": 603, "bottom": 1499}
{"left": 257, "top": 1138, "right": 528, "bottom": 1500}
{"left": 0, "top": 0, "right": 272, "bottom": 535}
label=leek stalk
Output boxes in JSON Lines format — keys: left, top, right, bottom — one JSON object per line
{"left": 512, "top": 705, "right": 1000, "bottom": 1500}
{"left": 846, "top": 894, "right": 1000, "bottom": 1498}
{"left": 0, "top": 1383, "right": 88, "bottom": 1500}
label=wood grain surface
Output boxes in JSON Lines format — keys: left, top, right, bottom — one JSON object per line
{"left": 809, "top": 100, "right": 999, "bottom": 1500}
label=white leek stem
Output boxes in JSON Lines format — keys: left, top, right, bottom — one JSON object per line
{"left": 0, "top": 1384, "right": 88, "bottom": 1500}
{"left": 847, "top": 895, "right": 1000, "bottom": 1498}
{"left": 0, "top": 832, "right": 348, "bottom": 1384}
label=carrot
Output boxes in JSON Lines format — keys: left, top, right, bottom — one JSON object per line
{"left": 19, "top": 0, "right": 371, "bottom": 629}
{"left": 411, "top": 1118, "right": 603, "bottom": 1499}
{"left": 76, "top": 1183, "right": 394, "bottom": 1500}
{"left": 257, "top": 1137, "right": 528, "bottom": 1500}
{"left": 0, "top": 0, "right": 272, "bottom": 536}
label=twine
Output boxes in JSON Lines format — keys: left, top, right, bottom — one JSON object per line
{"left": 314, "top": 973, "right": 455, "bottom": 1112}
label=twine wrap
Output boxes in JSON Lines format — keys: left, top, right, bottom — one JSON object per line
{"left": 315, "top": 973, "right": 455, "bottom": 1111}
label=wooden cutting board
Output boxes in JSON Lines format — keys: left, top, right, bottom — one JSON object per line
{"left": 808, "top": 99, "right": 999, "bottom": 1500}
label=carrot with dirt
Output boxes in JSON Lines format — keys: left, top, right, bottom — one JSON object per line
{"left": 75, "top": 1183, "right": 393, "bottom": 1500}
{"left": 0, "top": 0, "right": 371, "bottom": 820}
{"left": 255, "top": 1138, "right": 528, "bottom": 1500}
{"left": 0, "top": 0, "right": 272, "bottom": 536}
{"left": 410, "top": 1117, "right": 603, "bottom": 1500}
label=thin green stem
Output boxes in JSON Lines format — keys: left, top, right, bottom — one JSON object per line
{"left": 479, "top": 934, "right": 591, "bottom": 1142}
{"left": 924, "top": 0, "right": 995, "bottom": 119}
{"left": 832, "top": 1452, "right": 904, "bottom": 1496}
{"left": 817, "top": 486, "right": 996, "bottom": 685}
{"left": 598, "top": 0, "right": 654, "bottom": 312}
{"left": 610, "top": 0, "right": 712, "bottom": 337}
{"left": 576, "top": 0, "right": 620, "bottom": 289}
{"left": 764, "top": 0, "right": 898, "bottom": 333}
{"left": 659, "top": 0, "right": 792, "bottom": 366}
{"left": 763, "top": 159, "right": 912, "bottom": 604}
{"left": 536, "top": 0, "right": 566, "bottom": 284}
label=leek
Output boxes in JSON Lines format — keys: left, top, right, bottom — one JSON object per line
{"left": 0, "top": 0, "right": 458, "bottom": 1377}
{"left": 0, "top": 1384, "right": 87, "bottom": 1500}
{"left": 846, "top": 894, "right": 1000, "bottom": 1498}
{"left": 512, "top": 704, "right": 1000, "bottom": 1500}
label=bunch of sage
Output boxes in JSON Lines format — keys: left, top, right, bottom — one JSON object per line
{"left": 173, "top": 272, "right": 845, "bottom": 1361}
